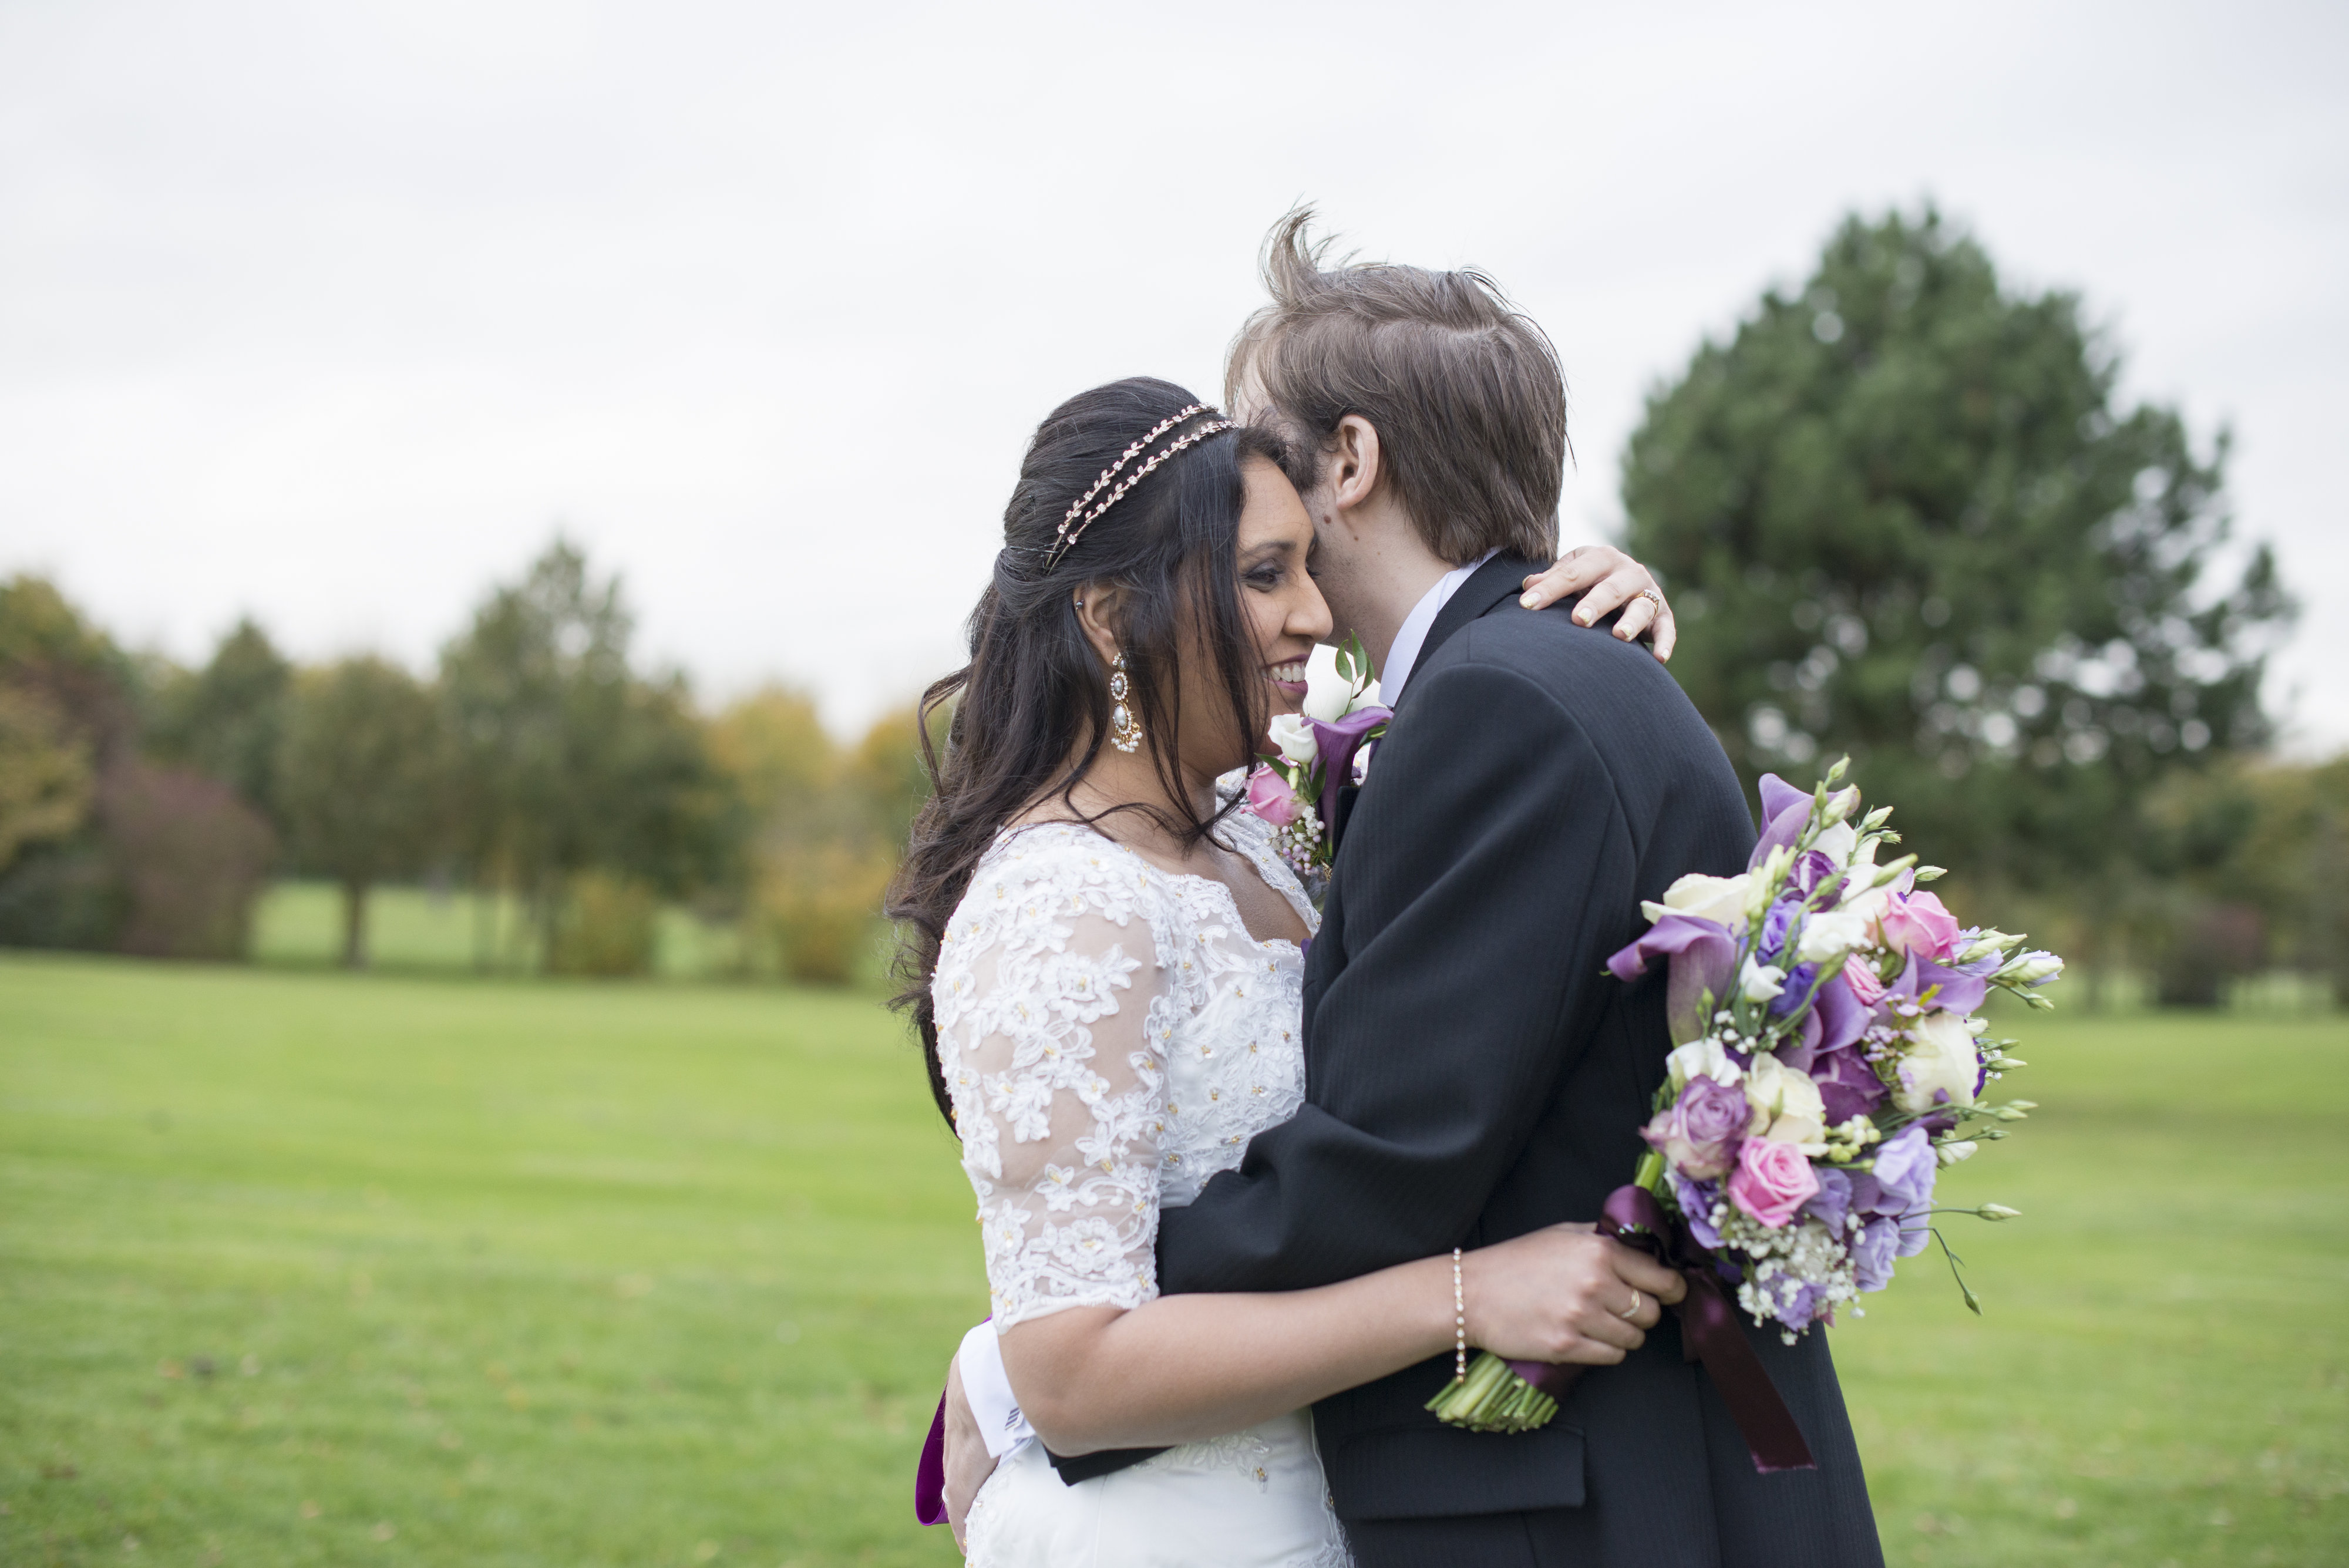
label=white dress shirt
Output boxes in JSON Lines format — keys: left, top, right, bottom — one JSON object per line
{"left": 1378, "top": 549, "right": 1498, "bottom": 709}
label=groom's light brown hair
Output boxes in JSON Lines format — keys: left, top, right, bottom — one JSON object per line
{"left": 1225, "top": 208, "right": 1568, "bottom": 565}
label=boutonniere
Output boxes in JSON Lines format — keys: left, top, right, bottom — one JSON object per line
{"left": 1241, "top": 634, "right": 1391, "bottom": 897}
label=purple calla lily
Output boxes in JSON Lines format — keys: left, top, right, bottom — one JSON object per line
{"left": 1748, "top": 772, "right": 1814, "bottom": 871}
{"left": 1607, "top": 912, "right": 1738, "bottom": 1045}
{"left": 1308, "top": 707, "right": 1389, "bottom": 807}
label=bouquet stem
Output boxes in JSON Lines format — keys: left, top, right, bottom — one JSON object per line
{"left": 1424, "top": 1348, "right": 1559, "bottom": 1434}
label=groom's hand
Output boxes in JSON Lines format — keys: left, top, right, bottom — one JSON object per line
{"left": 1464, "top": 1222, "right": 1689, "bottom": 1365}
{"left": 941, "top": 1356, "right": 997, "bottom": 1550}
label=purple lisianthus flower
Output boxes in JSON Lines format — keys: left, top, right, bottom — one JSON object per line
{"left": 1812, "top": 1039, "right": 1890, "bottom": 1125}
{"left": 1672, "top": 1171, "right": 1725, "bottom": 1252}
{"left": 1850, "top": 1124, "right": 1936, "bottom": 1259}
{"left": 1803, "top": 1166, "right": 1852, "bottom": 1232}
{"left": 1773, "top": 1278, "right": 1831, "bottom": 1331}
{"left": 1884, "top": 949, "right": 1991, "bottom": 1018}
{"left": 1758, "top": 895, "right": 1799, "bottom": 961}
{"left": 1850, "top": 1214, "right": 1902, "bottom": 1293}
{"left": 1769, "top": 962, "right": 1818, "bottom": 1016}
{"left": 1788, "top": 848, "right": 1840, "bottom": 899}
{"left": 1644, "top": 1074, "right": 1749, "bottom": 1180}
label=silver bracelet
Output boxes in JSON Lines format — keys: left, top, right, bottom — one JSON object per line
{"left": 1452, "top": 1247, "right": 1467, "bottom": 1382}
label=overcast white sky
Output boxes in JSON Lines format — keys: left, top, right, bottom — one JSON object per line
{"left": 3, "top": 0, "right": 2343, "bottom": 747}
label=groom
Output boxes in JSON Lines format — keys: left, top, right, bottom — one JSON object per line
{"left": 948, "top": 215, "right": 1883, "bottom": 1566}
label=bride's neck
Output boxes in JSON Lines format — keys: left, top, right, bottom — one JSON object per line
{"left": 1028, "top": 739, "right": 1218, "bottom": 847}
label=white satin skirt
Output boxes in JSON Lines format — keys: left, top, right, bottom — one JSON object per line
{"left": 963, "top": 1411, "right": 1351, "bottom": 1568}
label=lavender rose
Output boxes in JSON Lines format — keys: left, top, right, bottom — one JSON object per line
{"left": 1643, "top": 1074, "right": 1749, "bottom": 1180}
{"left": 1727, "top": 1138, "right": 1820, "bottom": 1229}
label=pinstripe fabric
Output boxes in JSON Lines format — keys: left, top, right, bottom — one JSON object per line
{"left": 1152, "top": 556, "right": 1884, "bottom": 1566}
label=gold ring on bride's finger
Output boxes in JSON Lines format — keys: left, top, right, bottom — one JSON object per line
{"left": 1636, "top": 588, "right": 1664, "bottom": 611}
{"left": 1620, "top": 1289, "right": 1643, "bottom": 1321}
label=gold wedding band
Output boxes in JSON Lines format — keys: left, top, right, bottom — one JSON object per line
{"left": 1620, "top": 1290, "right": 1643, "bottom": 1321}
{"left": 1636, "top": 588, "right": 1664, "bottom": 611}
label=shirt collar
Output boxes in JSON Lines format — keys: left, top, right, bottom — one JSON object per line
{"left": 1378, "top": 549, "right": 1498, "bottom": 709}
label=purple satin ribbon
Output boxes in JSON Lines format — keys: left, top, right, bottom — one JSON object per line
{"left": 1505, "top": 1186, "right": 1818, "bottom": 1473}
{"left": 914, "top": 1387, "right": 949, "bottom": 1526}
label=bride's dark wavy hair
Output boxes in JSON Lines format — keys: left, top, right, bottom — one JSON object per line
{"left": 888, "top": 376, "right": 1285, "bottom": 1126}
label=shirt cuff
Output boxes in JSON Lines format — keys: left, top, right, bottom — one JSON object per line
{"left": 957, "top": 1319, "right": 1034, "bottom": 1459}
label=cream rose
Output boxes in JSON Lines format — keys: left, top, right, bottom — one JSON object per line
{"left": 1894, "top": 1010, "right": 1983, "bottom": 1115}
{"left": 1743, "top": 1051, "right": 1827, "bottom": 1147}
{"left": 1266, "top": 712, "right": 1318, "bottom": 766}
{"left": 1641, "top": 871, "right": 1755, "bottom": 931}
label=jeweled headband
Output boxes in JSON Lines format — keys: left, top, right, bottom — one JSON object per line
{"left": 1042, "top": 405, "right": 1238, "bottom": 573}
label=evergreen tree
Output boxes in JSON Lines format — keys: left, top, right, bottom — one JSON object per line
{"left": 1624, "top": 208, "right": 2293, "bottom": 904}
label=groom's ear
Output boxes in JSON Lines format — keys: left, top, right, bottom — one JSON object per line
{"left": 1071, "top": 584, "right": 1126, "bottom": 667}
{"left": 1327, "top": 415, "right": 1385, "bottom": 514}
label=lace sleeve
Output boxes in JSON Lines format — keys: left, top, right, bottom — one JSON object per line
{"left": 935, "top": 844, "right": 1174, "bottom": 1330}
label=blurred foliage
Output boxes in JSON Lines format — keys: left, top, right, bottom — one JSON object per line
{"left": 1626, "top": 208, "right": 2295, "bottom": 930}
{"left": 548, "top": 869, "right": 661, "bottom": 977}
{"left": 0, "top": 684, "right": 92, "bottom": 874}
{"left": 709, "top": 688, "right": 928, "bottom": 984}
{"left": 97, "top": 759, "right": 275, "bottom": 960}
{"left": 440, "top": 541, "right": 732, "bottom": 974}
{"left": 146, "top": 618, "right": 294, "bottom": 836}
{"left": 278, "top": 657, "right": 451, "bottom": 967}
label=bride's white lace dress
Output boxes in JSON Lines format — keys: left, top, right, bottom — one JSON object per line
{"left": 935, "top": 814, "right": 1350, "bottom": 1567}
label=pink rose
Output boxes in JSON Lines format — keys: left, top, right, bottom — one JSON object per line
{"left": 1727, "top": 1138, "right": 1822, "bottom": 1229}
{"left": 1878, "top": 891, "right": 1962, "bottom": 964}
{"left": 1244, "top": 763, "right": 1300, "bottom": 829}
{"left": 1842, "top": 953, "right": 1887, "bottom": 1008}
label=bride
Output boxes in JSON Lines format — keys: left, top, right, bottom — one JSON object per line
{"left": 888, "top": 377, "right": 1685, "bottom": 1564}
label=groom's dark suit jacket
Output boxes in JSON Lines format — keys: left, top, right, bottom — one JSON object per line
{"left": 1114, "top": 557, "right": 1881, "bottom": 1566}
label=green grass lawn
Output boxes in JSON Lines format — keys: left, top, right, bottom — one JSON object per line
{"left": 2, "top": 955, "right": 2343, "bottom": 1567}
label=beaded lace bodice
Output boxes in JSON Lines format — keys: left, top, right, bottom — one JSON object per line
{"left": 934, "top": 812, "right": 1318, "bottom": 1330}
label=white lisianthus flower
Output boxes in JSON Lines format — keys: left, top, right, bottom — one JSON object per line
{"left": 2001, "top": 951, "right": 2065, "bottom": 985}
{"left": 1667, "top": 1035, "right": 1742, "bottom": 1092}
{"left": 1812, "top": 818, "right": 1859, "bottom": 869}
{"left": 1936, "top": 1139, "right": 1979, "bottom": 1166}
{"left": 1641, "top": 871, "right": 1754, "bottom": 931}
{"left": 1300, "top": 657, "right": 1352, "bottom": 722}
{"left": 1894, "top": 1010, "right": 1983, "bottom": 1115}
{"left": 1739, "top": 957, "right": 1788, "bottom": 1004}
{"left": 1796, "top": 908, "right": 1872, "bottom": 966}
{"left": 1820, "top": 785, "right": 1862, "bottom": 826}
{"left": 1266, "top": 712, "right": 1318, "bottom": 766}
{"left": 1957, "top": 928, "right": 2017, "bottom": 965}
{"left": 1743, "top": 1051, "right": 1827, "bottom": 1146}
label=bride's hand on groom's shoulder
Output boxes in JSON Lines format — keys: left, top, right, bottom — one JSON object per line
{"left": 1517, "top": 546, "right": 1677, "bottom": 662}
{"left": 1463, "top": 1223, "right": 1688, "bottom": 1366}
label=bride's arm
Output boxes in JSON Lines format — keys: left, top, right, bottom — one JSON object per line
{"left": 936, "top": 867, "right": 1679, "bottom": 1462}
{"left": 1000, "top": 1220, "right": 1678, "bottom": 1456}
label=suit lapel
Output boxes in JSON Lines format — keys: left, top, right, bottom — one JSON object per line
{"left": 1324, "top": 554, "right": 1545, "bottom": 860}
{"left": 1408, "top": 552, "right": 1544, "bottom": 697}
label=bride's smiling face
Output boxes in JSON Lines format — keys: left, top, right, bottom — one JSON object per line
{"left": 1170, "top": 455, "right": 1331, "bottom": 779}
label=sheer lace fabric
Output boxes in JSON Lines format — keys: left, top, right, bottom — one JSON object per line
{"left": 934, "top": 815, "right": 1317, "bottom": 1330}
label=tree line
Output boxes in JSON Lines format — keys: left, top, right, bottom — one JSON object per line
{"left": 0, "top": 542, "right": 924, "bottom": 980}
{"left": 1, "top": 208, "right": 2337, "bottom": 1004}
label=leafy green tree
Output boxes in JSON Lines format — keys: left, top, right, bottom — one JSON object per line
{"left": 439, "top": 541, "right": 729, "bottom": 970}
{"left": 0, "top": 577, "right": 142, "bottom": 948}
{"left": 0, "top": 685, "right": 92, "bottom": 874}
{"left": 1624, "top": 208, "right": 2294, "bottom": 933}
{"left": 147, "top": 619, "right": 293, "bottom": 830}
{"left": 277, "top": 657, "right": 449, "bottom": 967}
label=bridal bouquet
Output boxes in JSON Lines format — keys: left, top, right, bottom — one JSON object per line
{"left": 1429, "top": 759, "right": 2063, "bottom": 1456}
{"left": 1241, "top": 635, "right": 1389, "bottom": 901}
